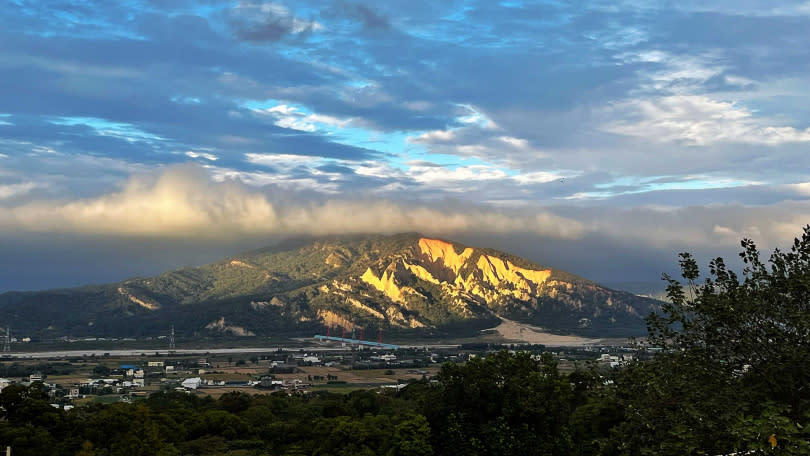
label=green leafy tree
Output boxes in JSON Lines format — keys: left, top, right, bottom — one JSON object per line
{"left": 615, "top": 225, "right": 810, "bottom": 454}
{"left": 423, "top": 351, "right": 573, "bottom": 456}
{"left": 75, "top": 440, "right": 96, "bottom": 456}
{"left": 92, "top": 364, "right": 111, "bottom": 377}
{"left": 389, "top": 413, "right": 433, "bottom": 456}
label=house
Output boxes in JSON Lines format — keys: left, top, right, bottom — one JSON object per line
{"left": 301, "top": 355, "right": 321, "bottom": 364}
{"left": 259, "top": 377, "right": 284, "bottom": 389}
{"left": 181, "top": 377, "right": 202, "bottom": 390}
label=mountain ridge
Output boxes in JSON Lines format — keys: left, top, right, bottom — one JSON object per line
{"left": 0, "top": 233, "right": 660, "bottom": 339}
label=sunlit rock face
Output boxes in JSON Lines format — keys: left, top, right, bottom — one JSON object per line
{"left": 342, "top": 237, "right": 655, "bottom": 334}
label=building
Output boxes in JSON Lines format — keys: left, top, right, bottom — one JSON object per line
{"left": 181, "top": 377, "right": 202, "bottom": 390}
{"left": 301, "top": 355, "right": 322, "bottom": 364}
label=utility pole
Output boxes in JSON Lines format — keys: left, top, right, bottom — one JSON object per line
{"left": 169, "top": 324, "right": 176, "bottom": 353}
{"left": 3, "top": 326, "right": 10, "bottom": 353}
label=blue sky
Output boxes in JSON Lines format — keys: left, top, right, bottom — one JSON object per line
{"left": 2, "top": 0, "right": 810, "bottom": 290}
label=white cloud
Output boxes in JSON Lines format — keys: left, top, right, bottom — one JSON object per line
{"left": 408, "top": 129, "right": 456, "bottom": 143}
{"left": 244, "top": 153, "right": 321, "bottom": 168}
{"left": 253, "top": 104, "right": 353, "bottom": 132}
{"left": 407, "top": 163, "right": 509, "bottom": 188}
{"left": 498, "top": 136, "right": 529, "bottom": 148}
{"left": 267, "top": 104, "right": 297, "bottom": 115}
{"left": 185, "top": 151, "right": 218, "bottom": 161}
{"left": 408, "top": 105, "right": 499, "bottom": 147}
{"left": 0, "top": 182, "right": 38, "bottom": 200}
{"left": 788, "top": 182, "right": 810, "bottom": 196}
{"left": 213, "top": 164, "right": 342, "bottom": 194}
{"left": 0, "top": 164, "right": 584, "bottom": 239}
{"left": 619, "top": 50, "right": 730, "bottom": 94}
{"left": 354, "top": 161, "right": 402, "bottom": 179}
{"left": 406, "top": 122, "right": 547, "bottom": 167}
{"left": 573, "top": 201, "right": 810, "bottom": 251}
{"left": 231, "top": 2, "right": 323, "bottom": 37}
{"left": 456, "top": 104, "right": 497, "bottom": 128}
{"left": 513, "top": 171, "right": 564, "bottom": 185}
{"left": 604, "top": 95, "right": 810, "bottom": 146}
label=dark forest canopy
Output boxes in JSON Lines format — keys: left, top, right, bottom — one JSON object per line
{"left": 3, "top": 227, "right": 810, "bottom": 455}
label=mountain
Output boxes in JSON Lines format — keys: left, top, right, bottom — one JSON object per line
{"left": 0, "top": 233, "right": 660, "bottom": 339}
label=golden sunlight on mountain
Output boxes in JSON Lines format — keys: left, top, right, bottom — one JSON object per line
{"left": 417, "top": 238, "right": 474, "bottom": 274}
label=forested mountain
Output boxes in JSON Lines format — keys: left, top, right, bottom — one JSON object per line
{"left": 0, "top": 233, "right": 659, "bottom": 338}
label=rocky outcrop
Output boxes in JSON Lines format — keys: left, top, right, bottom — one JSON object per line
{"left": 117, "top": 287, "right": 160, "bottom": 310}
{"left": 205, "top": 317, "right": 255, "bottom": 336}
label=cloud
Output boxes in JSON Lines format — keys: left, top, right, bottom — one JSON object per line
{"left": 788, "top": 182, "right": 810, "bottom": 196}
{"left": 0, "top": 164, "right": 584, "bottom": 240}
{"left": 244, "top": 152, "right": 322, "bottom": 169}
{"left": 184, "top": 151, "right": 218, "bottom": 161}
{"left": 604, "top": 95, "right": 810, "bottom": 146}
{"left": 323, "top": 2, "right": 390, "bottom": 31}
{"left": 563, "top": 202, "right": 810, "bottom": 252}
{"left": 0, "top": 182, "right": 38, "bottom": 200}
{"left": 252, "top": 104, "right": 353, "bottom": 132}
{"left": 228, "top": 2, "right": 322, "bottom": 42}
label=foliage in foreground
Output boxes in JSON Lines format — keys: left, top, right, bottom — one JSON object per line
{"left": 3, "top": 227, "right": 810, "bottom": 455}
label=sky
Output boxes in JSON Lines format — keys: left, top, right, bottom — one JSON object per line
{"left": 2, "top": 0, "right": 810, "bottom": 292}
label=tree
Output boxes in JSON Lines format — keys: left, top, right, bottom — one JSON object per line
{"left": 75, "top": 441, "right": 96, "bottom": 456}
{"left": 389, "top": 414, "right": 433, "bottom": 456}
{"left": 92, "top": 364, "right": 111, "bottom": 377}
{"left": 423, "top": 351, "right": 573, "bottom": 456}
{"left": 618, "top": 225, "right": 810, "bottom": 454}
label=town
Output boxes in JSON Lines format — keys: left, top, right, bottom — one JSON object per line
{"left": 0, "top": 337, "right": 640, "bottom": 408}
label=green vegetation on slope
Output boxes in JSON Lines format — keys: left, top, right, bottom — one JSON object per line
{"left": 0, "top": 233, "right": 659, "bottom": 338}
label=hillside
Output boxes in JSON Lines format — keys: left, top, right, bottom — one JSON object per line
{"left": 0, "top": 233, "right": 660, "bottom": 339}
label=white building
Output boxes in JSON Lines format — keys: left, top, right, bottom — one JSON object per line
{"left": 181, "top": 377, "right": 202, "bottom": 390}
